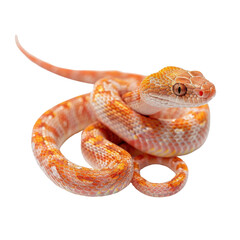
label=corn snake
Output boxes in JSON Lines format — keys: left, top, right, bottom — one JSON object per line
{"left": 16, "top": 37, "right": 215, "bottom": 197}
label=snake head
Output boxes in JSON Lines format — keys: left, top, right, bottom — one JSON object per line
{"left": 140, "top": 66, "right": 216, "bottom": 108}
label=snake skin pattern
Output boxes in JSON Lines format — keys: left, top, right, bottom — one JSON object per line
{"left": 16, "top": 36, "right": 216, "bottom": 197}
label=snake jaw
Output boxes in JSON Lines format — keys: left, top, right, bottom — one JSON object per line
{"left": 146, "top": 89, "right": 215, "bottom": 108}
{"left": 146, "top": 93, "right": 203, "bottom": 108}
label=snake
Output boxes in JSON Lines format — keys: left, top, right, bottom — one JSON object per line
{"left": 16, "top": 36, "right": 216, "bottom": 197}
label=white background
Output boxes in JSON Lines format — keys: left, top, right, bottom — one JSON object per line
{"left": 1, "top": 0, "right": 239, "bottom": 239}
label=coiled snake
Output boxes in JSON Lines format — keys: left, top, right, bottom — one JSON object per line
{"left": 16, "top": 37, "right": 215, "bottom": 197}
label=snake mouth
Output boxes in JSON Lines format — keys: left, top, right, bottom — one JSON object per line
{"left": 147, "top": 93, "right": 184, "bottom": 107}
{"left": 148, "top": 93, "right": 207, "bottom": 108}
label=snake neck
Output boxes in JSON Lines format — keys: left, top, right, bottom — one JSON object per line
{"left": 121, "top": 88, "right": 187, "bottom": 118}
{"left": 122, "top": 88, "right": 159, "bottom": 115}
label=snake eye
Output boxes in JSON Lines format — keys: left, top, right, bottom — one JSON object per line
{"left": 173, "top": 83, "right": 187, "bottom": 96}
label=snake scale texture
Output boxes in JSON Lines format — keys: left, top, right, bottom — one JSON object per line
{"left": 16, "top": 37, "right": 216, "bottom": 197}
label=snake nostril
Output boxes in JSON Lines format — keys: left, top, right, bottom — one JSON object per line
{"left": 194, "top": 89, "right": 210, "bottom": 98}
